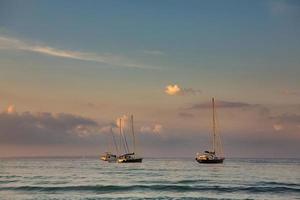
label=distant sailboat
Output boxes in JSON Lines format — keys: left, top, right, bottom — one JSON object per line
{"left": 100, "top": 152, "right": 117, "bottom": 162}
{"left": 196, "top": 98, "right": 225, "bottom": 164}
{"left": 100, "top": 127, "right": 118, "bottom": 162}
{"left": 117, "top": 115, "right": 143, "bottom": 163}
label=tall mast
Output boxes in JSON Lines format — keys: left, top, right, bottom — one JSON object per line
{"left": 131, "top": 115, "right": 136, "bottom": 153}
{"left": 120, "top": 118, "right": 130, "bottom": 153}
{"left": 119, "top": 118, "right": 124, "bottom": 153}
{"left": 110, "top": 126, "right": 119, "bottom": 155}
{"left": 212, "top": 97, "right": 216, "bottom": 153}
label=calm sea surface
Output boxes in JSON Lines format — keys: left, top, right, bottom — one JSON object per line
{"left": 0, "top": 158, "right": 299, "bottom": 200}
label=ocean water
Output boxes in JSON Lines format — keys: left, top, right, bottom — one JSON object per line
{"left": 0, "top": 158, "right": 299, "bottom": 200}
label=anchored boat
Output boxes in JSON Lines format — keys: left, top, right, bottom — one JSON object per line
{"left": 117, "top": 115, "right": 143, "bottom": 163}
{"left": 196, "top": 98, "right": 225, "bottom": 164}
{"left": 100, "top": 127, "right": 118, "bottom": 162}
{"left": 100, "top": 152, "right": 117, "bottom": 162}
{"left": 117, "top": 152, "right": 143, "bottom": 163}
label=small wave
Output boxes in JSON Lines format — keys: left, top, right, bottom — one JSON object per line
{"left": 0, "top": 184, "right": 299, "bottom": 194}
{"left": 137, "top": 178, "right": 213, "bottom": 184}
{"left": 255, "top": 181, "right": 300, "bottom": 187}
{"left": 137, "top": 179, "right": 210, "bottom": 184}
{"left": 84, "top": 197, "right": 248, "bottom": 200}
{"left": 0, "top": 180, "right": 17, "bottom": 184}
{"left": 0, "top": 175, "right": 22, "bottom": 178}
{"left": 176, "top": 179, "right": 211, "bottom": 184}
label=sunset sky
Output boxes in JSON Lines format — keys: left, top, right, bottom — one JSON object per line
{"left": 0, "top": 0, "right": 300, "bottom": 158}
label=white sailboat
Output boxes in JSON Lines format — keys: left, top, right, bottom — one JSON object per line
{"left": 117, "top": 115, "right": 143, "bottom": 163}
{"left": 196, "top": 98, "right": 225, "bottom": 164}
{"left": 100, "top": 152, "right": 117, "bottom": 162}
{"left": 100, "top": 127, "right": 118, "bottom": 162}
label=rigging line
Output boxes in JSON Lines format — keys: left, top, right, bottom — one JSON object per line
{"left": 119, "top": 118, "right": 127, "bottom": 153}
{"left": 212, "top": 97, "right": 216, "bottom": 153}
{"left": 110, "top": 126, "right": 119, "bottom": 155}
{"left": 120, "top": 117, "right": 130, "bottom": 153}
{"left": 131, "top": 115, "right": 136, "bottom": 154}
{"left": 215, "top": 101, "right": 224, "bottom": 157}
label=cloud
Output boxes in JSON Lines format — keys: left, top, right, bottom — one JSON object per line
{"left": 165, "top": 84, "right": 181, "bottom": 95}
{"left": 0, "top": 106, "right": 299, "bottom": 157}
{"left": 140, "top": 126, "right": 152, "bottom": 133}
{"left": 187, "top": 100, "right": 252, "bottom": 110}
{"left": 153, "top": 124, "right": 163, "bottom": 134}
{"left": 273, "top": 123, "right": 283, "bottom": 131}
{"left": 271, "top": 113, "right": 300, "bottom": 124}
{"left": 0, "top": 108, "right": 162, "bottom": 150}
{"left": 280, "top": 89, "right": 300, "bottom": 96}
{"left": 115, "top": 115, "right": 129, "bottom": 128}
{"left": 0, "top": 109, "right": 108, "bottom": 145}
{"left": 140, "top": 124, "right": 163, "bottom": 134}
{"left": 73, "top": 124, "right": 99, "bottom": 137}
{"left": 270, "top": 113, "right": 300, "bottom": 133}
{"left": 181, "top": 88, "right": 202, "bottom": 96}
{"left": 6, "top": 105, "right": 16, "bottom": 114}
{"left": 0, "top": 35, "right": 156, "bottom": 69}
{"left": 165, "top": 84, "right": 201, "bottom": 96}
{"left": 178, "top": 112, "right": 194, "bottom": 118}
{"left": 114, "top": 115, "right": 164, "bottom": 136}
{"left": 98, "top": 125, "right": 113, "bottom": 134}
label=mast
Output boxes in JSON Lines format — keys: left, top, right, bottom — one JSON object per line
{"left": 212, "top": 97, "right": 216, "bottom": 153}
{"left": 120, "top": 118, "right": 130, "bottom": 153}
{"left": 123, "top": 122, "right": 130, "bottom": 153}
{"left": 110, "top": 126, "right": 119, "bottom": 155}
{"left": 119, "top": 118, "right": 124, "bottom": 153}
{"left": 131, "top": 115, "right": 136, "bottom": 153}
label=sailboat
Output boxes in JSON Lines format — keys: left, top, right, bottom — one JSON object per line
{"left": 100, "top": 152, "right": 117, "bottom": 162}
{"left": 117, "top": 115, "right": 143, "bottom": 163}
{"left": 196, "top": 98, "right": 225, "bottom": 164}
{"left": 100, "top": 127, "right": 118, "bottom": 162}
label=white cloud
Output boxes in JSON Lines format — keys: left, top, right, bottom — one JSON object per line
{"left": 181, "top": 88, "right": 202, "bottom": 96}
{"left": 6, "top": 105, "right": 16, "bottom": 114}
{"left": 140, "top": 124, "right": 163, "bottom": 134}
{"left": 99, "top": 125, "right": 112, "bottom": 134}
{"left": 153, "top": 124, "right": 163, "bottom": 134}
{"left": 116, "top": 115, "right": 129, "bottom": 128}
{"left": 0, "top": 35, "right": 157, "bottom": 69}
{"left": 165, "top": 84, "right": 201, "bottom": 96}
{"left": 140, "top": 126, "right": 152, "bottom": 133}
{"left": 74, "top": 124, "right": 94, "bottom": 137}
{"left": 165, "top": 84, "right": 181, "bottom": 95}
{"left": 273, "top": 123, "right": 283, "bottom": 131}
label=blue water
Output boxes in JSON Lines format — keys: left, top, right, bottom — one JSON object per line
{"left": 0, "top": 158, "right": 299, "bottom": 199}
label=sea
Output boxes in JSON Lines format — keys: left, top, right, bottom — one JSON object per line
{"left": 0, "top": 158, "right": 299, "bottom": 200}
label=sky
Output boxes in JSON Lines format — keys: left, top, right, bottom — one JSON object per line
{"left": 0, "top": 0, "right": 300, "bottom": 158}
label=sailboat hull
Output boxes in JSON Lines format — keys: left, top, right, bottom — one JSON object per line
{"left": 195, "top": 158, "right": 224, "bottom": 164}
{"left": 100, "top": 154, "right": 117, "bottom": 162}
{"left": 118, "top": 158, "right": 143, "bottom": 163}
